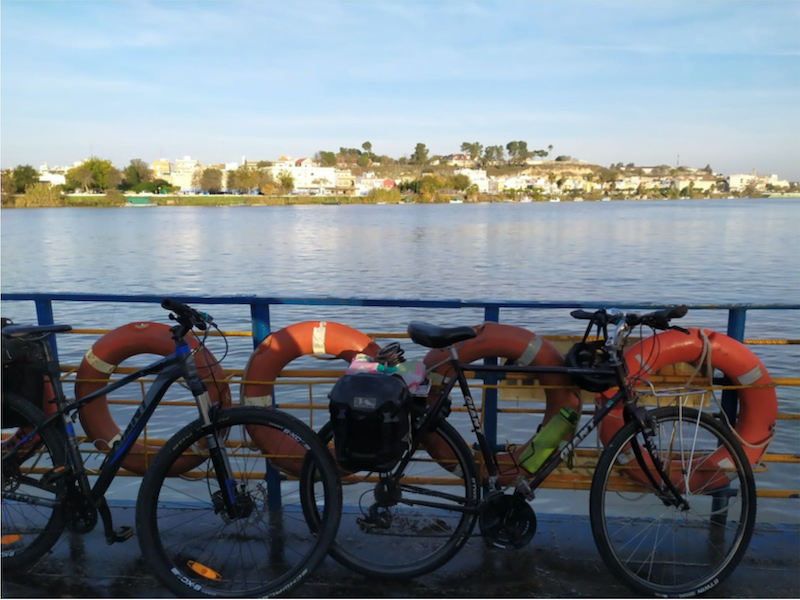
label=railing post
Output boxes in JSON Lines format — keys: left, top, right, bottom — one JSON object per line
{"left": 248, "top": 301, "right": 282, "bottom": 510}
{"left": 483, "top": 306, "right": 500, "bottom": 451}
{"left": 726, "top": 308, "right": 747, "bottom": 342}
{"left": 721, "top": 308, "right": 747, "bottom": 426}
{"left": 713, "top": 308, "right": 748, "bottom": 523}
{"left": 250, "top": 302, "right": 272, "bottom": 348}
{"left": 34, "top": 298, "right": 60, "bottom": 360}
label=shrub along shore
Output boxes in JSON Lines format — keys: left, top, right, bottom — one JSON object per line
{"left": 3, "top": 190, "right": 790, "bottom": 208}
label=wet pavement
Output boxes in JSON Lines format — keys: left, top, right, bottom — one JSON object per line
{"left": 2, "top": 506, "right": 798, "bottom": 598}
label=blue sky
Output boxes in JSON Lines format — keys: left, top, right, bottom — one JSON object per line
{"left": 2, "top": 1, "right": 799, "bottom": 180}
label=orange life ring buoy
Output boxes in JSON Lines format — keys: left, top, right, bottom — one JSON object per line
{"left": 597, "top": 328, "right": 777, "bottom": 490}
{"left": 75, "top": 322, "right": 232, "bottom": 475}
{"left": 422, "top": 322, "right": 581, "bottom": 485}
{"left": 241, "top": 320, "right": 380, "bottom": 472}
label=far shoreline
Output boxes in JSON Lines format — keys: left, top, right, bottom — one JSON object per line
{"left": 3, "top": 192, "right": 799, "bottom": 209}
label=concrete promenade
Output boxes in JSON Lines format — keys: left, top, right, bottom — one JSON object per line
{"left": 2, "top": 507, "right": 798, "bottom": 598}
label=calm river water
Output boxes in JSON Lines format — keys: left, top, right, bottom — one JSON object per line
{"left": 1, "top": 198, "right": 798, "bottom": 519}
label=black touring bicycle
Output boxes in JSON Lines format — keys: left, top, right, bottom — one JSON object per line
{"left": 1, "top": 300, "right": 342, "bottom": 598}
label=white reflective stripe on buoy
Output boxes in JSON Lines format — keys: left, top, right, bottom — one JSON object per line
{"left": 312, "top": 322, "right": 327, "bottom": 355}
{"left": 737, "top": 365, "right": 763, "bottom": 387}
{"left": 634, "top": 354, "right": 654, "bottom": 374}
{"left": 244, "top": 394, "right": 273, "bottom": 407}
{"left": 84, "top": 349, "right": 117, "bottom": 374}
{"left": 517, "top": 336, "right": 543, "bottom": 366}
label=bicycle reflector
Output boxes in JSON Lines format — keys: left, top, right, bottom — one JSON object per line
{"left": 1, "top": 534, "right": 23, "bottom": 546}
{"left": 188, "top": 560, "right": 222, "bottom": 581}
{"left": 565, "top": 340, "right": 616, "bottom": 393}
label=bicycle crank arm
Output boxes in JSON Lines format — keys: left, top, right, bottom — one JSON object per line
{"left": 96, "top": 497, "right": 134, "bottom": 544}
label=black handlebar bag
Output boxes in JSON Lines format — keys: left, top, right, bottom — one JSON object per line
{"left": 328, "top": 373, "right": 412, "bottom": 472}
{"left": 2, "top": 318, "right": 48, "bottom": 426}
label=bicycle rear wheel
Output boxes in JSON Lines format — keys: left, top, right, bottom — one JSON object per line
{"left": 1, "top": 392, "right": 67, "bottom": 569}
{"left": 590, "top": 406, "right": 756, "bottom": 597}
{"left": 300, "top": 419, "right": 480, "bottom": 579}
{"left": 136, "top": 406, "right": 341, "bottom": 598}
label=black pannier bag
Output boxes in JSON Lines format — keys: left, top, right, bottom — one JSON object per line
{"left": 2, "top": 318, "right": 48, "bottom": 425}
{"left": 328, "top": 372, "right": 412, "bottom": 472}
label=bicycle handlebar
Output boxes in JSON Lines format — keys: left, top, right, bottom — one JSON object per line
{"left": 161, "top": 299, "right": 213, "bottom": 332}
{"left": 571, "top": 305, "right": 689, "bottom": 358}
{"left": 571, "top": 305, "right": 687, "bottom": 330}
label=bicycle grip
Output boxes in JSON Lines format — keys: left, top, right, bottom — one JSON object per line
{"left": 570, "top": 309, "right": 597, "bottom": 321}
{"left": 656, "top": 305, "right": 688, "bottom": 321}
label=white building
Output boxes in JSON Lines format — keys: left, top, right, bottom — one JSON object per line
{"left": 728, "top": 173, "right": 789, "bottom": 192}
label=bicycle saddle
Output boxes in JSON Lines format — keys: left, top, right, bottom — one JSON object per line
{"left": 407, "top": 322, "right": 477, "bottom": 349}
{"left": 2, "top": 323, "right": 73, "bottom": 339}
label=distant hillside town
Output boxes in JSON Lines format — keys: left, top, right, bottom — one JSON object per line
{"left": 4, "top": 148, "right": 796, "bottom": 205}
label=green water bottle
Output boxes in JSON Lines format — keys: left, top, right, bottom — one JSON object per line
{"left": 519, "top": 407, "right": 579, "bottom": 474}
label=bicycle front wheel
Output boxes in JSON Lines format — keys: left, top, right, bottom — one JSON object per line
{"left": 1, "top": 392, "right": 67, "bottom": 569}
{"left": 136, "top": 406, "right": 342, "bottom": 598}
{"left": 590, "top": 406, "right": 756, "bottom": 597}
{"left": 301, "top": 419, "right": 480, "bottom": 579}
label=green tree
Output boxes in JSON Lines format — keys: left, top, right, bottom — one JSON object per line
{"left": 410, "top": 143, "right": 429, "bottom": 165}
{"left": 338, "top": 147, "right": 361, "bottom": 164}
{"left": 257, "top": 170, "right": 276, "bottom": 195}
{"left": 506, "top": 141, "right": 519, "bottom": 165}
{"left": 506, "top": 141, "right": 529, "bottom": 165}
{"left": 460, "top": 142, "right": 483, "bottom": 163}
{"left": 362, "top": 141, "right": 372, "bottom": 155}
{"left": 86, "top": 157, "right": 117, "bottom": 190}
{"left": 418, "top": 174, "right": 445, "bottom": 201}
{"left": 484, "top": 145, "right": 504, "bottom": 164}
{"left": 231, "top": 165, "right": 262, "bottom": 194}
{"left": 449, "top": 174, "right": 471, "bottom": 191}
{"left": 123, "top": 159, "right": 153, "bottom": 188}
{"left": 317, "top": 151, "right": 337, "bottom": 167}
{"left": 105, "top": 167, "right": 122, "bottom": 191}
{"left": 277, "top": 170, "right": 294, "bottom": 194}
{"left": 193, "top": 168, "right": 224, "bottom": 193}
{"left": 1, "top": 170, "right": 16, "bottom": 205}
{"left": 742, "top": 181, "right": 760, "bottom": 198}
{"left": 67, "top": 157, "right": 117, "bottom": 192}
{"left": 12, "top": 165, "right": 39, "bottom": 193}
{"left": 67, "top": 163, "right": 95, "bottom": 193}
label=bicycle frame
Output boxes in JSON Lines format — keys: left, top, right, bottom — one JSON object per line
{"left": 4, "top": 335, "right": 226, "bottom": 541}
{"left": 391, "top": 344, "right": 688, "bottom": 512}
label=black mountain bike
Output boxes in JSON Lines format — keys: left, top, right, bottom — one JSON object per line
{"left": 301, "top": 306, "right": 756, "bottom": 598}
{"left": 1, "top": 299, "right": 341, "bottom": 598}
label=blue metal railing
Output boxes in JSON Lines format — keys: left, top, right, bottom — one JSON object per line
{"left": 5, "top": 291, "right": 798, "bottom": 343}
{"left": 3, "top": 292, "right": 798, "bottom": 451}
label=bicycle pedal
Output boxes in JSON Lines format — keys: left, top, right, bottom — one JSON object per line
{"left": 110, "top": 526, "right": 134, "bottom": 543}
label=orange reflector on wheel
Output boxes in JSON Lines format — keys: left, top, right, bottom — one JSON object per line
{"left": 188, "top": 560, "right": 222, "bottom": 581}
{"left": 1, "top": 534, "right": 23, "bottom": 545}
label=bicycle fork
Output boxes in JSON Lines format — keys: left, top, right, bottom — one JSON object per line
{"left": 179, "top": 346, "right": 240, "bottom": 519}
{"left": 627, "top": 405, "right": 691, "bottom": 511}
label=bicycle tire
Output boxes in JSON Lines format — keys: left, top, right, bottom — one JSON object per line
{"left": 1, "top": 392, "right": 67, "bottom": 569}
{"left": 300, "top": 418, "right": 480, "bottom": 579}
{"left": 135, "top": 406, "right": 342, "bottom": 598}
{"left": 590, "top": 406, "right": 756, "bottom": 597}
